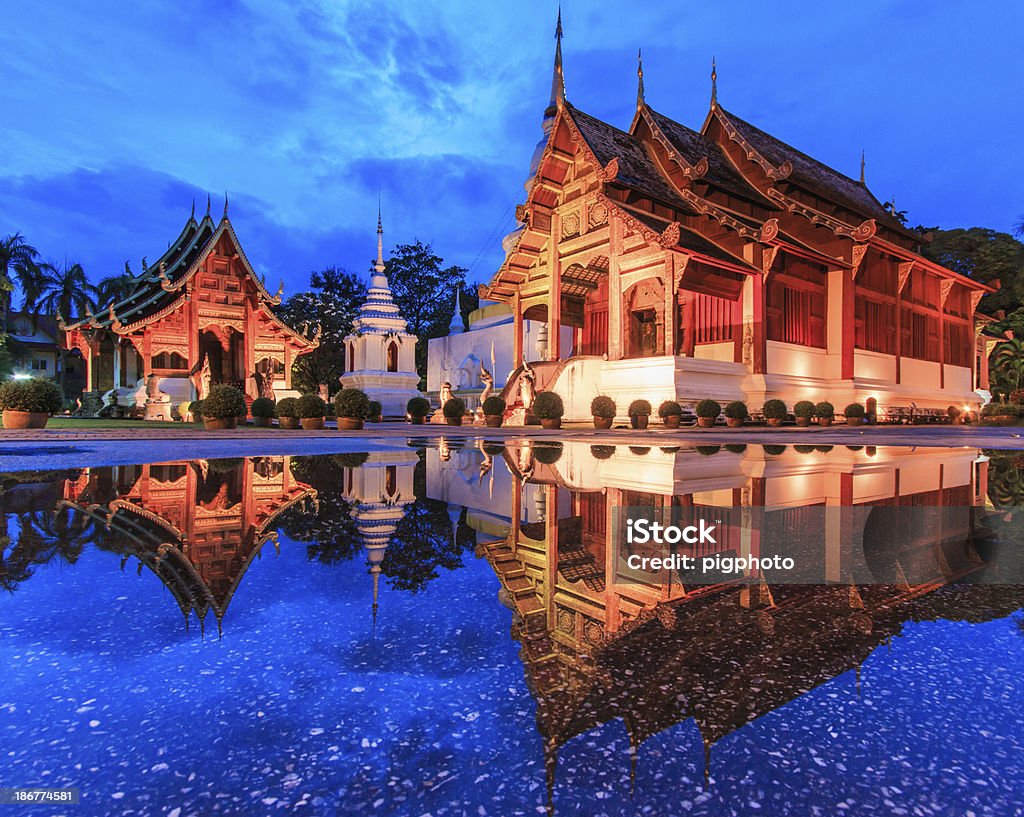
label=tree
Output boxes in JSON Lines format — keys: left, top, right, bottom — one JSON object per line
{"left": 919, "top": 227, "right": 1024, "bottom": 315}
{"left": 0, "top": 234, "right": 45, "bottom": 331}
{"left": 276, "top": 266, "right": 363, "bottom": 396}
{"left": 385, "top": 241, "right": 475, "bottom": 380}
{"left": 94, "top": 264, "right": 137, "bottom": 307}
{"left": 36, "top": 262, "right": 95, "bottom": 398}
{"left": 1014, "top": 215, "right": 1024, "bottom": 239}
{"left": 990, "top": 337, "right": 1024, "bottom": 397}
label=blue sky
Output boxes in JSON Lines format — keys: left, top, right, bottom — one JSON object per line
{"left": 1, "top": 1, "right": 1021, "bottom": 298}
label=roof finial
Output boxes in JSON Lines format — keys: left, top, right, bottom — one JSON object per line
{"left": 374, "top": 195, "right": 385, "bottom": 275}
{"left": 859, "top": 149, "right": 866, "bottom": 184}
{"left": 551, "top": 5, "right": 565, "bottom": 107}
{"left": 223, "top": 192, "right": 229, "bottom": 219}
{"left": 636, "top": 48, "right": 645, "bottom": 109}
{"left": 205, "top": 194, "right": 211, "bottom": 217}
{"left": 711, "top": 56, "right": 718, "bottom": 107}
{"left": 190, "top": 198, "right": 195, "bottom": 220}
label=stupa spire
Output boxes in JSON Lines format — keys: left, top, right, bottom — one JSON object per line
{"left": 550, "top": 6, "right": 565, "bottom": 109}
{"left": 375, "top": 194, "right": 385, "bottom": 274}
{"left": 449, "top": 287, "right": 464, "bottom": 334}
{"left": 636, "top": 48, "right": 645, "bottom": 109}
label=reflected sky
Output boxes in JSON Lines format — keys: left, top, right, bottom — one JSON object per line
{"left": 1, "top": 443, "right": 1023, "bottom": 815}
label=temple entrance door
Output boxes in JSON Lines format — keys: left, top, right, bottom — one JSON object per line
{"left": 199, "top": 330, "right": 225, "bottom": 383}
{"left": 623, "top": 278, "right": 665, "bottom": 359}
{"left": 630, "top": 310, "right": 659, "bottom": 358}
{"left": 581, "top": 278, "right": 608, "bottom": 356}
{"left": 96, "top": 336, "right": 115, "bottom": 392}
{"left": 229, "top": 331, "right": 245, "bottom": 387}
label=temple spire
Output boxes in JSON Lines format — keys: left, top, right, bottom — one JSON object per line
{"left": 636, "top": 48, "right": 645, "bottom": 109}
{"left": 860, "top": 149, "right": 866, "bottom": 184}
{"left": 449, "top": 287, "right": 464, "bottom": 334}
{"left": 374, "top": 196, "right": 385, "bottom": 275}
{"left": 550, "top": 6, "right": 565, "bottom": 108}
{"left": 711, "top": 56, "right": 718, "bottom": 107}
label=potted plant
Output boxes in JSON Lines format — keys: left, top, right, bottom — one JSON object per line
{"left": 659, "top": 400, "right": 683, "bottom": 429}
{"left": 532, "top": 391, "right": 564, "bottom": 430}
{"left": 368, "top": 400, "right": 383, "bottom": 423}
{"left": 276, "top": 397, "right": 299, "bottom": 429}
{"left": 724, "top": 400, "right": 748, "bottom": 428}
{"left": 407, "top": 396, "right": 431, "bottom": 425}
{"left": 793, "top": 400, "right": 815, "bottom": 427}
{"left": 533, "top": 443, "right": 563, "bottom": 464}
{"left": 946, "top": 405, "right": 962, "bottom": 424}
{"left": 628, "top": 399, "right": 652, "bottom": 430}
{"left": 335, "top": 388, "right": 371, "bottom": 430}
{"left": 250, "top": 396, "right": 276, "bottom": 428}
{"left": 202, "top": 384, "right": 246, "bottom": 430}
{"left": 814, "top": 401, "right": 835, "bottom": 427}
{"left": 762, "top": 399, "right": 787, "bottom": 427}
{"left": 694, "top": 399, "right": 721, "bottom": 429}
{"left": 591, "top": 395, "right": 616, "bottom": 429}
{"left": 482, "top": 396, "right": 506, "bottom": 427}
{"left": 443, "top": 397, "right": 467, "bottom": 426}
{"left": 590, "top": 445, "right": 616, "bottom": 460}
{"left": 0, "top": 378, "right": 62, "bottom": 429}
{"left": 844, "top": 402, "right": 865, "bottom": 426}
{"left": 189, "top": 400, "right": 205, "bottom": 424}
{"left": 296, "top": 394, "right": 327, "bottom": 430}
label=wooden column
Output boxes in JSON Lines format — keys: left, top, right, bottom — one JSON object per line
{"left": 512, "top": 290, "right": 524, "bottom": 369}
{"left": 684, "top": 292, "right": 696, "bottom": 357}
{"left": 842, "top": 272, "right": 855, "bottom": 380}
{"left": 608, "top": 216, "right": 624, "bottom": 361}
{"left": 548, "top": 215, "right": 562, "bottom": 361}
{"left": 751, "top": 275, "right": 767, "bottom": 374}
{"left": 663, "top": 252, "right": 676, "bottom": 356}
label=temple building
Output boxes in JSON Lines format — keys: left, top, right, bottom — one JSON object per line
{"left": 62, "top": 198, "right": 318, "bottom": 417}
{"left": 473, "top": 16, "right": 995, "bottom": 422}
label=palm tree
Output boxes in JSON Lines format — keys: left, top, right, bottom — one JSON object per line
{"left": 991, "top": 337, "right": 1024, "bottom": 396}
{"left": 94, "top": 265, "right": 137, "bottom": 308}
{"left": 36, "top": 262, "right": 96, "bottom": 397}
{"left": 1014, "top": 215, "right": 1024, "bottom": 239}
{"left": 0, "top": 234, "right": 45, "bottom": 332}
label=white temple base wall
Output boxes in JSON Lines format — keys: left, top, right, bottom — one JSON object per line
{"left": 339, "top": 370, "right": 422, "bottom": 418}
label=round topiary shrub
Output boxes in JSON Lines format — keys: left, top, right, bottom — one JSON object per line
{"left": 725, "top": 443, "right": 747, "bottom": 454}
{"left": 814, "top": 401, "right": 835, "bottom": 419}
{"left": 333, "top": 452, "right": 370, "bottom": 468}
{"left": 203, "top": 384, "right": 246, "bottom": 420}
{"left": 335, "top": 388, "right": 371, "bottom": 419}
{"left": 724, "top": 400, "right": 749, "bottom": 420}
{"left": 695, "top": 445, "right": 721, "bottom": 456}
{"left": 189, "top": 399, "right": 205, "bottom": 419}
{"left": 591, "top": 395, "right": 616, "bottom": 418}
{"left": 407, "top": 396, "right": 431, "bottom": 418}
{"left": 443, "top": 397, "right": 466, "bottom": 419}
{"left": 695, "top": 399, "right": 721, "bottom": 419}
{"left": 794, "top": 444, "right": 817, "bottom": 454}
{"left": 762, "top": 399, "right": 788, "bottom": 421}
{"left": 628, "top": 399, "right": 652, "bottom": 417}
{"left": 482, "top": 396, "right": 506, "bottom": 416}
{"left": 296, "top": 394, "right": 327, "bottom": 419}
{"left": 946, "top": 405, "right": 962, "bottom": 421}
{"left": 844, "top": 402, "right": 866, "bottom": 419}
{"left": 533, "top": 443, "right": 563, "bottom": 464}
{"left": 368, "top": 400, "right": 383, "bottom": 419}
{"left": 0, "top": 379, "right": 63, "bottom": 414}
{"left": 763, "top": 444, "right": 787, "bottom": 455}
{"left": 658, "top": 400, "right": 683, "bottom": 418}
{"left": 590, "top": 445, "right": 616, "bottom": 460}
{"left": 532, "top": 391, "right": 564, "bottom": 420}
{"left": 276, "top": 397, "right": 299, "bottom": 418}
{"left": 794, "top": 400, "right": 815, "bottom": 419}
{"left": 251, "top": 397, "right": 276, "bottom": 418}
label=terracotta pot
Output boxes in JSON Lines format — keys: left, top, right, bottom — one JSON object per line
{"left": 337, "top": 417, "right": 364, "bottom": 430}
{"left": 697, "top": 417, "right": 715, "bottom": 428}
{"left": 540, "top": 418, "right": 561, "bottom": 430}
{"left": 795, "top": 417, "right": 811, "bottom": 427}
{"left": 766, "top": 418, "right": 783, "bottom": 427}
{"left": 630, "top": 415, "right": 649, "bottom": 430}
{"left": 409, "top": 416, "right": 425, "bottom": 425}
{"left": 300, "top": 417, "right": 325, "bottom": 430}
{"left": 663, "top": 415, "right": 681, "bottom": 429}
{"left": 373, "top": 415, "right": 383, "bottom": 423}
{"left": 278, "top": 417, "right": 299, "bottom": 429}
{"left": 203, "top": 417, "right": 238, "bottom": 430}
{"left": 2, "top": 410, "right": 48, "bottom": 429}
{"left": 485, "top": 415, "right": 503, "bottom": 427}
{"left": 593, "top": 416, "right": 613, "bottom": 430}
{"left": 251, "top": 416, "right": 273, "bottom": 428}
{"left": 818, "top": 417, "right": 833, "bottom": 427}
{"left": 726, "top": 417, "right": 744, "bottom": 428}
{"left": 446, "top": 417, "right": 463, "bottom": 426}
{"left": 846, "top": 417, "right": 862, "bottom": 426}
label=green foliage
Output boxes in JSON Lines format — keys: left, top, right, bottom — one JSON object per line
{"left": 725, "top": 443, "right": 747, "bottom": 454}
{"left": 532, "top": 391, "right": 564, "bottom": 420}
{"left": 814, "top": 400, "right": 835, "bottom": 419}
{"left": 763, "top": 444, "right": 787, "bottom": 455}
{"left": 202, "top": 384, "right": 246, "bottom": 419}
{"left": 296, "top": 393, "right": 327, "bottom": 419}
{"left": 794, "top": 445, "right": 817, "bottom": 454}
{"left": 628, "top": 399, "right": 651, "bottom": 416}
{"left": 275, "top": 397, "right": 299, "bottom": 418}
{"left": 250, "top": 397, "right": 276, "bottom": 418}
{"left": 442, "top": 397, "right": 466, "bottom": 419}
{"left": 482, "top": 396, "right": 506, "bottom": 415}
{"left": 658, "top": 400, "right": 683, "bottom": 418}
{"left": 990, "top": 337, "right": 1024, "bottom": 396}
{"left": 533, "top": 443, "right": 563, "bottom": 465}
{"left": 724, "top": 400, "right": 749, "bottom": 420}
{"left": 695, "top": 445, "right": 721, "bottom": 456}
{"left": 334, "top": 388, "right": 370, "bottom": 419}
{"left": 591, "top": 395, "right": 616, "bottom": 418}
{"left": 189, "top": 399, "right": 205, "bottom": 418}
{"left": 794, "top": 400, "right": 816, "bottom": 419}
{"left": 333, "top": 452, "right": 370, "bottom": 468}
{"left": 762, "top": 399, "right": 788, "bottom": 420}
{"left": 844, "top": 402, "right": 865, "bottom": 419}
{"left": 982, "top": 402, "right": 1024, "bottom": 417}
{"left": 694, "top": 399, "right": 720, "bottom": 419}
{"left": 368, "top": 400, "right": 383, "bottom": 418}
{"left": 0, "top": 378, "right": 62, "bottom": 413}
{"left": 406, "top": 396, "right": 432, "bottom": 418}
{"left": 919, "top": 227, "right": 1024, "bottom": 314}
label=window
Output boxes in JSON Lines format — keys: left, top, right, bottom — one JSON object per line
{"left": 693, "top": 293, "right": 734, "bottom": 344}
{"left": 152, "top": 352, "right": 188, "bottom": 370}
{"left": 30, "top": 359, "right": 48, "bottom": 371}
{"left": 766, "top": 256, "right": 826, "bottom": 348}
{"left": 944, "top": 322, "right": 971, "bottom": 367}
{"left": 855, "top": 298, "right": 897, "bottom": 354}
{"left": 901, "top": 308, "right": 941, "bottom": 362}
{"left": 387, "top": 341, "right": 399, "bottom": 372}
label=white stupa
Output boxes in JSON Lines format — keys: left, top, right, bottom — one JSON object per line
{"left": 339, "top": 208, "right": 422, "bottom": 417}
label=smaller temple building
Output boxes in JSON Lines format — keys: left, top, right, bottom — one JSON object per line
{"left": 62, "top": 198, "right": 318, "bottom": 418}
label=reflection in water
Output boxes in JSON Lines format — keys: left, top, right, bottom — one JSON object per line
{"left": 1, "top": 443, "right": 1023, "bottom": 814}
